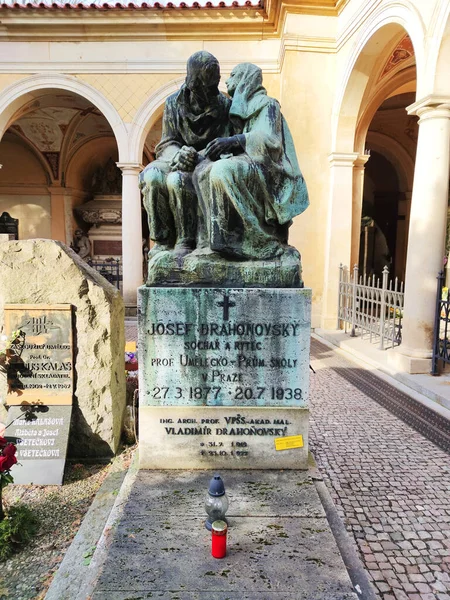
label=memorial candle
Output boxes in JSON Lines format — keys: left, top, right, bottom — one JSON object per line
{"left": 211, "top": 520, "right": 227, "bottom": 558}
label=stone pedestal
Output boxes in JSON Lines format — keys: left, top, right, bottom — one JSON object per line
{"left": 138, "top": 286, "right": 311, "bottom": 470}
{"left": 75, "top": 194, "right": 122, "bottom": 259}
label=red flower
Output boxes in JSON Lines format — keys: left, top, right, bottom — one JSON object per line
{"left": 0, "top": 455, "right": 8, "bottom": 472}
{"left": 0, "top": 443, "right": 17, "bottom": 471}
{"left": 0, "top": 437, "right": 7, "bottom": 449}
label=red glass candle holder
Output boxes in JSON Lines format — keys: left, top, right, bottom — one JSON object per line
{"left": 211, "top": 520, "right": 227, "bottom": 558}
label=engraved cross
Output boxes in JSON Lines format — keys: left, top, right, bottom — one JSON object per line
{"left": 217, "top": 293, "right": 236, "bottom": 321}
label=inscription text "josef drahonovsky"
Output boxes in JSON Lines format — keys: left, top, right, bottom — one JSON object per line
{"left": 147, "top": 322, "right": 302, "bottom": 337}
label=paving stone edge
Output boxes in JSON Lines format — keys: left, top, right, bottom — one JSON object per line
{"left": 311, "top": 467, "right": 378, "bottom": 600}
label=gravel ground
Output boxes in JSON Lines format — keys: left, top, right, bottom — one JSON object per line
{"left": 0, "top": 446, "right": 135, "bottom": 600}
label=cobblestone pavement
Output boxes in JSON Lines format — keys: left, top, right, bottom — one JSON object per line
{"left": 125, "top": 319, "right": 137, "bottom": 345}
{"left": 310, "top": 338, "right": 450, "bottom": 600}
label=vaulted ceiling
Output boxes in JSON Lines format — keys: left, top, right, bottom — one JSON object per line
{"left": 4, "top": 91, "right": 115, "bottom": 182}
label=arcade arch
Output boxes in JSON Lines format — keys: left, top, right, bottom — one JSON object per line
{"left": 360, "top": 91, "right": 417, "bottom": 283}
{"left": 0, "top": 74, "right": 148, "bottom": 306}
{"left": 0, "top": 86, "right": 121, "bottom": 245}
{"left": 322, "top": 13, "right": 421, "bottom": 329}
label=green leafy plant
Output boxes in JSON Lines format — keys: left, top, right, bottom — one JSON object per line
{"left": 0, "top": 437, "right": 17, "bottom": 521}
{"left": 0, "top": 504, "right": 39, "bottom": 561}
{"left": 0, "top": 329, "right": 24, "bottom": 372}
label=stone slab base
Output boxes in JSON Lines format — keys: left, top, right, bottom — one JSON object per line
{"left": 139, "top": 406, "right": 309, "bottom": 469}
{"left": 390, "top": 347, "right": 432, "bottom": 374}
{"left": 146, "top": 247, "right": 302, "bottom": 288}
{"left": 92, "top": 469, "right": 358, "bottom": 600}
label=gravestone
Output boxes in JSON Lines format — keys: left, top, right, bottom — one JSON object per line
{"left": 2, "top": 304, "right": 73, "bottom": 484}
{"left": 0, "top": 240, "right": 126, "bottom": 459}
{"left": 138, "top": 56, "right": 311, "bottom": 470}
{"left": 139, "top": 288, "right": 310, "bottom": 469}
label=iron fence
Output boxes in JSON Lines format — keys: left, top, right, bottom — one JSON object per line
{"left": 87, "top": 259, "right": 121, "bottom": 289}
{"left": 431, "top": 270, "right": 450, "bottom": 375}
{"left": 337, "top": 264, "right": 404, "bottom": 349}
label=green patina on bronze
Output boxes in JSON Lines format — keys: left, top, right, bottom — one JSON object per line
{"left": 139, "top": 51, "right": 231, "bottom": 255}
{"left": 139, "top": 56, "right": 309, "bottom": 288}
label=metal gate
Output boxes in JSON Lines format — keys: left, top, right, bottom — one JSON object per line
{"left": 337, "top": 264, "right": 404, "bottom": 350}
{"left": 431, "top": 270, "right": 450, "bottom": 375}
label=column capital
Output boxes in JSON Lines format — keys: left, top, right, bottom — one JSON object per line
{"left": 354, "top": 154, "right": 370, "bottom": 169}
{"left": 116, "top": 162, "right": 143, "bottom": 174}
{"left": 407, "top": 94, "right": 450, "bottom": 119}
{"left": 328, "top": 152, "right": 359, "bottom": 167}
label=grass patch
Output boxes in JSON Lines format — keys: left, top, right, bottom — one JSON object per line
{"left": 0, "top": 504, "right": 39, "bottom": 562}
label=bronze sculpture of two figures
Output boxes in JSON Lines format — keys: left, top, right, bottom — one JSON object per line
{"left": 139, "top": 51, "right": 309, "bottom": 288}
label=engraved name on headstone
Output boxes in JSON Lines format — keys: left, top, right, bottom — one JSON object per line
{"left": 4, "top": 304, "right": 73, "bottom": 405}
{"left": 6, "top": 405, "right": 71, "bottom": 485}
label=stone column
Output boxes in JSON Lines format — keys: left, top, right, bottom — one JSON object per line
{"left": 351, "top": 154, "right": 370, "bottom": 268}
{"left": 117, "top": 163, "right": 144, "bottom": 308}
{"left": 321, "top": 152, "right": 359, "bottom": 329}
{"left": 394, "top": 101, "right": 450, "bottom": 373}
{"left": 48, "top": 185, "right": 68, "bottom": 244}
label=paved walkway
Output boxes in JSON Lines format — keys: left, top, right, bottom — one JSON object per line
{"left": 310, "top": 338, "right": 450, "bottom": 600}
{"left": 125, "top": 321, "right": 450, "bottom": 599}
{"left": 125, "top": 319, "right": 137, "bottom": 347}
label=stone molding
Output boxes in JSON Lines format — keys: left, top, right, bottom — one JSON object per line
{"left": 278, "top": 34, "right": 337, "bottom": 71}
{"left": 0, "top": 8, "right": 268, "bottom": 41}
{"left": 116, "top": 162, "right": 143, "bottom": 175}
{"left": 407, "top": 94, "right": 450, "bottom": 117}
{"left": 0, "top": 34, "right": 336, "bottom": 83}
{"left": 0, "top": 0, "right": 350, "bottom": 43}
{"left": 353, "top": 154, "right": 370, "bottom": 169}
{"left": 0, "top": 184, "right": 50, "bottom": 195}
{"left": 332, "top": 0, "right": 427, "bottom": 153}
{"left": 336, "top": 0, "right": 425, "bottom": 56}
{"left": 328, "top": 151, "right": 359, "bottom": 167}
{"left": 0, "top": 57, "right": 281, "bottom": 75}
